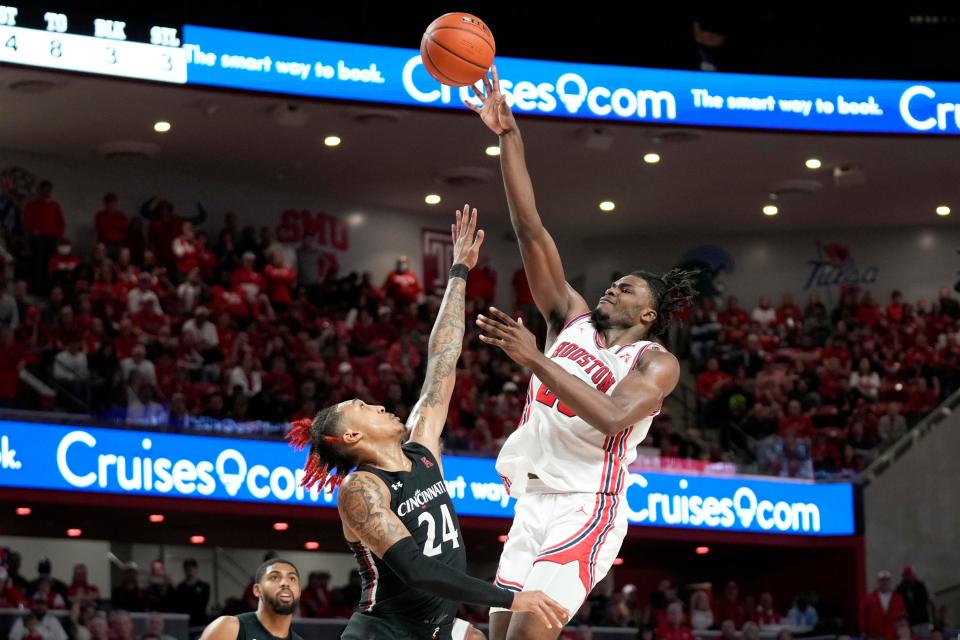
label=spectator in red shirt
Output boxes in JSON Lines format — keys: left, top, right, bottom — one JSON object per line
{"left": 263, "top": 251, "right": 296, "bottom": 312}
{"left": 777, "top": 293, "right": 803, "bottom": 326}
{"left": 905, "top": 377, "right": 939, "bottom": 421}
{"left": 141, "top": 197, "right": 206, "bottom": 269}
{"left": 172, "top": 221, "right": 200, "bottom": 277}
{"left": 387, "top": 333, "right": 422, "bottom": 372}
{"left": 66, "top": 564, "right": 100, "bottom": 605}
{"left": 658, "top": 602, "right": 694, "bottom": 640}
{"left": 48, "top": 239, "right": 81, "bottom": 291}
{"left": 719, "top": 296, "right": 750, "bottom": 328}
{"left": 231, "top": 252, "right": 266, "bottom": 303}
{"left": 94, "top": 193, "right": 128, "bottom": 255}
{"left": 858, "top": 291, "right": 880, "bottom": 326}
{"left": 861, "top": 570, "right": 908, "bottom": 640}
{"left": 23, "top": 180, "right": 65, "bottom": 292}
{"left": 300, "top": 571, "right": 334, "bottom": 618}
{"left": 715, "top": 581, "right": 746, "bottom": 629}
{"left": 755, "top": 592, "right": 780, "bottom": 626}
{"left": 466, "top": 254, "right": 497, "bottom": 308}
{"left": 382, "top": 255, "right": 422, "bottom": 306}
{"left": 887, "top": 291, "right": 906, "bottom": 323}
{"left": 697, "top": 357, "right": 730, "bottom": 400}
{"left": 780, "top": 399, "right": 815, "bottom": 440}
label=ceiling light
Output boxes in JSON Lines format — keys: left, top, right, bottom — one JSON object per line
{"left": 763, "top": 204, "right": 779, "bottom": 216}
{"left": 696, "top": 546, "right": 711, "bottom": 555}
{"left": 599, "top": 200, "right": 616, "bottom": 212}
{"left": 190, "top": 535, "right": 205, "bottom": 544}
{"left": 273, "top": 522, "right": 289, "bottom": 531}
{"left": 305, "top": 541, "right": 320, "bottom": 550}
{"left": 805, "top": 158, "right": 822, "bottom": 169}
{"left": 485, "top": 145, "right": 500, "bottom": 156}
{"left": 67, "top": 528, "right": 82, "bottom": 537}
{"left": 425, "top": 194, "right": 441, "bottom": 205}
{"left": 936, "top": 205, "right": 951, "bottom": 216}
{"left": 153, "top": 121, "right": 171, "bottom": 133}
{"left": 323, "top": 135, "right": 341, "bottom": 147}
{"left": 16, "top": 507, "right": 31, "bottom": 516}
{"left": 643, "top": 153, "right": 661, "bottom": 164}
{"left": 149, "top": 514, "right": 165, "bottom": 523}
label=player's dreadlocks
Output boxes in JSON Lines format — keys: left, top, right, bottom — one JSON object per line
{"left": 631, "top": 268, "right": 698, "bottom": 339}
{"left": 287, "top": 404, "right": 357, "bottom": 492}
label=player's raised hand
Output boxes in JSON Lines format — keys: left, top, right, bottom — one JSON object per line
{"left": 477, "top": 306, "right": 540, "bottom": 368}
{"left": 451, "top": 204, "right": 485, "bottom": 270}
{"left": 463, "top": 65, "right": 517, "bottom": 135}
{"left": 510, "top": 590, "right": 570, "bottom": 630}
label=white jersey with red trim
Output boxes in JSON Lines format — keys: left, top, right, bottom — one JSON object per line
{"left": 496, "top": 312, "right": 665, "bottom": 496}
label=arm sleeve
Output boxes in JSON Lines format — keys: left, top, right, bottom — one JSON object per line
{"left": 382, "top": 536, "right": 513, "bottom": 609}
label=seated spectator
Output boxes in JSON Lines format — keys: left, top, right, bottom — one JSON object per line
{"left": 177, "top": 268, "right": 204, "bottom": 314}
{"left": 786, "top": 594, "right": 819, "bottom": 628}
{"left": 887, "top": 291, "right": 906, "bottom": 323}
{"left": 300, "top": 571, "right": 334, "bottom": 618}
{"left": 0, "top": 566, "right": 26, "bottom": 608}
{"left": 66, "top": 564, "right": 100, "bottom": 605}
{"left": 752, "top": 295, "right": 777, "bottom": 328}
{"left": 108, "top": 610, "right": 135, "bottom": 640}
{"left": 229, "top": 352, "right": 262, "bottom": 398}
{"left": 657, "top": 602, "right": 694, "bottom": 640}
{"left": 231, "top": 252, "right": 265, "bottom": 304}
{"left": 689, "top": 589, "right": 714, "bottom": 631}
{"left": 8, "top": 592, "right": 67, "bottom": 640}
{"left": 719, "top": 296, "right": 750, "bottom": 328}
{"left": 121, "top": 345, "right": 158, "bottom": 389}
{"left": 128, "top": 273, "right": 162, "bottom": 315}
{"left": 779, "top": 399, "right": 815, "bottom": 440}
{"left": 48, "top": 239, "right": 81, "bottom": 291}
{"left": 777, "top": 294, "right": 803, "bottom": 326}
{"left": 743, "top": 622, "right": 761, "bottom": 640}
{"left": 850, "top": 357, "right": 881, "bottom": 400}
{"left": 53, "top": 336, "right": 89, "bottom": 386}
{"left": 144, "top": 613, "right": 177, "bottom": 640}
{"left": 697, "top": 357, "right": 730, "bottom": 401}
{"left": 755, "top": 592, "right": 780, "bottom": 626}
{"left": 905, "top": 377, "right": 939, "bottom": 421}
{"left": 715, "top": 581, "right": 746, "bottom": 629}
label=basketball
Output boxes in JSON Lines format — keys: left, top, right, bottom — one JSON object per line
{"left": 420, "top": 13, "right": 496, "bottom": 87}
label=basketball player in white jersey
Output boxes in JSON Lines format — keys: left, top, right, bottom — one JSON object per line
{"left": 466, "top": 67, "right": 696, "bottom": 640}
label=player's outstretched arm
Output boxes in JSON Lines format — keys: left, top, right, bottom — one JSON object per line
{"left": 407, "top": 205, "right": 484, "bottom": 461}
{"left": 477, "top": 307, "right": 680, "bottom": 436}
{"left": 339, "top": 471, "right": 568, "bottom": 627}
{"left": 465, "top": 67, "right": 588, "bottom": 332}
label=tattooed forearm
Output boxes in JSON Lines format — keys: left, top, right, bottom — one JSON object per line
{"left": 420, "top": 277, "right": 466, "bottom": 407}
{"left": 339, "top": 473, "right": 409, "bottom": 556}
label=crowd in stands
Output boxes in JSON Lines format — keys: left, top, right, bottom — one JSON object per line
{"left": 3, "top": 547, "right": 953, "bottom": 640}
{"left": 2, "top": 177, "right": 959, "bottom": 479}
{"left": 688, "top": 287, "right": 960, "bottom": 478}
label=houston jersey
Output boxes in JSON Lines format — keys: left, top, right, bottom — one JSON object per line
{"left": 496, "top": 312, "right": 665, "bottom": 496}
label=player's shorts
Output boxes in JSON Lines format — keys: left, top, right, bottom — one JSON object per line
{"left": 340, "top": 612, "right": 472, "bottom": 639}
{"left": 490, "top": 486, "right": 628, "bottom": 617}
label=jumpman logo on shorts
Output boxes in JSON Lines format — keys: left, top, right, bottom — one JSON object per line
{"left": 575, "top": 504, "right": 588, "bottom": 516}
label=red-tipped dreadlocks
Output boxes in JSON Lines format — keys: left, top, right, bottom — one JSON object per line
{"left": 287, "top": 412, "right": 351, "bottom": 492}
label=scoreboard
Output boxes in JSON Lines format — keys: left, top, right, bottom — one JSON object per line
{"left": 0, "top": 5, "right": 186, "bottom": 83}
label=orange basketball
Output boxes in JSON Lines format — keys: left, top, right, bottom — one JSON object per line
{"left": 420, "top": 13, "right": 496, "bottom": 87}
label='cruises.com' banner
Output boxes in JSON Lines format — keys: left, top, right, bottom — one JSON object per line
{"left": 182, "top": 24, "right": 960, "bottom": 135}
{"left": 0, "top": 421, "right": 855, "bottom": 536}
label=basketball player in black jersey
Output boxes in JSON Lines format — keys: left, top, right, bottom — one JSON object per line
{"left": 199, "top": 559, "right": 303, "bottom": 640}
{"left": 288, "top": 207, "right": 568, "bottom": 639}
